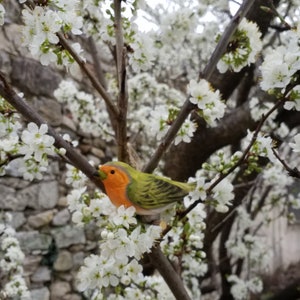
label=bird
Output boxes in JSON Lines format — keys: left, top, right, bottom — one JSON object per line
{"left": 95, "top": 161, "right": 195, "bottom": 215}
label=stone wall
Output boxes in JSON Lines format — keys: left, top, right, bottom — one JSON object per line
{"left": 0, "top": 3, "right": 108, "bottom": 299}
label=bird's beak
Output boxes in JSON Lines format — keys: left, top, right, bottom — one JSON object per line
{"left": 94, "top": 167, "right": 107, "bottom": 180}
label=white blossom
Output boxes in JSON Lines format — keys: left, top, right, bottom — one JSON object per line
{"left": 112, "top": 206, "right": 137, "bottom": 229}
{"left": 0, "top": 217, "right": 30, "bottom": 299}
{"left": 174, "top": 119, "right": 197, "bottom": 145}
{"left": 289, "top": 133, "right": 300, "bottom": 152}
{"left": 188, "top": 79, "right": 226, "bottom": 126}
{"left": 19, "top": 122, "right": 55, "bottom": 162}
{"left": 218, "top": 19, "right": 262, "bottom": 73}
{"left": 212, "top": 178, "right": 234, "bottom": 213}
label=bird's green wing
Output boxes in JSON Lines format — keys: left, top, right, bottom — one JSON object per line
{"left": 127, "top": 174, "right": 193, "bottom": 210}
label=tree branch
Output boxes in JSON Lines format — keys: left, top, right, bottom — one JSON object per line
{"left": 57, "top": 32, "right": 119, "bottom": 118}
{"left": 0, "top": 72, "right": 104, "bottom": 191}
{"left": 113, "top": 0, "right": 129, "bottom": 162}
{"left": 143, "top": 0, "right": 255, "bottom": 173}
{"left": 149, "top": 246, "right": 191, "bottom": 300}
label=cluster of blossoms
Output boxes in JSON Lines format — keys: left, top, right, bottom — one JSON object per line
{"left": 188, "top": 79, "right": 226, "bottom": 126}
{"left": 217, "top": 19, "right": 262, "bottom": 73}
{"left": 54, "top": 80, "right": 114, "bottom": 142}
{"left": 249, "top": 97, "right": 290, "bottom": 140}
{"left": 260, "top": 23, "right": 300, "bottom": 100}
{"left": 161, "top": 199, "right": 207, "bottom": 299}
{"left": 227, "top": 275, "right": 263, "bottom": 300}
{"left": 152, "top": 5, "right": 212, "bottom": 81}
{"left": 0, "top": 97, "right": 58, "bottom": 180}
{"left": 186, "top": 149, "right": 238, "bottom": 213}
{"left": 126, "top": 72, "right": 188, "bottom": 148}
{"left": 65, "top": 165, "right": 179, "bottom": 299}
{"left": 18, "top": 122, "right": 57, "bottom": 180}
{"left": 225, "top": 206, "right": 269, "bottom": 299}
{"left": 0, "top": 213, "right": 30, "bottom": 300}
{"left": 80, "top": 0, "right": 155, "bottom": 73}
{"left": 20, "top": 0, "right": 84, "bottom": 71}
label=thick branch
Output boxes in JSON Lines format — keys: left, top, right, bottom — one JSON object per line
{"left": 0, "top": 73, "right": 104, "bottom": 191}
{"left": 149, "top": 246, "right": 191, "bottom": 300}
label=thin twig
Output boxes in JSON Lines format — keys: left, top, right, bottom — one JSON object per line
{"left": 161, "top": 95, "right": 285, "bottom": 237}
{"left": 88, "top": 36, "right": 108, "bottom": 90}
{"left": 272, "top": 148, "right": 300, "bottom": 178}
{"left": 143, "top": 0, "right": 255, "bottom": 173}
{"left": 57, "top": 32, "right": 119, "bottom": 118}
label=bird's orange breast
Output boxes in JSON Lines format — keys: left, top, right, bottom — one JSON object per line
{"left": 105, "top": 185, "right": 134, "bottom": 209}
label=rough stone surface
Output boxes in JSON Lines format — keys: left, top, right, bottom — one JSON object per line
{"left": 23, "top": 255, "right": 42, "bottom": 275}
{"left": 11, "top": 56, "right": 62, "bottom": 98}
{"left": 38, "top": 181, "right": 59, "bottom": 209}
{"left": 90, "top": 147, "right": 105, "bottom": 158}
{"left": 16, "top": 231, "right": 52, "bottom": 253}
{"left": 62, "top": 294, "right": 82, "bottom": 300}
{"left": 31, "top": 287, "right": 50, "bottom": 300}
{"left": 28, "top": 211, "right": 55, "bottom": 228}
{"left": 61, "top": 115, "right": 77, "bottom": 132}
{"left": 52, "top": 209, "right": 70, "bottom": 226}
{"left": 57, "top": 196, "right": 68, "bottom": 207}
{"left": 72, "top": 252, "right": 85, "bottom": 269}
{"left": 51, "top": 225, "right": 86, "bottom": 248}
{"left": 31, "top": 266, "right": 52, "bottom": 283}
{"left": 36, "top": 97, "right": 62, "bottom": 126}
{"left": 53, "top": 250, "right": 73, "bottom": 271}
{"left": 50, "top": 281, "right": 71, "bottom": 300}
{"left": 10, "top": 212, "right": 26, "bottom": 229}
{"left": 0, "top": 184, "right": 19, "bottom": 210}
{"left": 17, "top": 184, "right": 39, "bottom": 210}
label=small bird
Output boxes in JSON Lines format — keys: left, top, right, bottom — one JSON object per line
{"left": 96, "top": 161, "right": 195, "bottom": 215}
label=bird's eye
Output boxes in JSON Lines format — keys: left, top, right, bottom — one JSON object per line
{"left": 110, "top": 170, "right": 115, "bottom": 174}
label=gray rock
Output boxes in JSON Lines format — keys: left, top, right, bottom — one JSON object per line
{"left": 62, "top": 294, "right": 82, "bottom": 300}
{"left": 31, "top": 266, "right": 51, "bottom": 283}
{"left": 52, "top": 209, "right": 70, "bottom": 226}
{"left": 72, "top": 252, "right": 85, "bottom": 268}
{"left": 61, "top": 115, "right": 77, "bottom": 132}
{"left": 90, "top": 147, "right": 105, "bottom": 158}
{"left": 38, "top": 181, "right": 59, "bottom": 209}
{"left": 51, "top": 225, "right": 86, "bottom": 248}
{"left": 0, "top": 184, "right": 19, "bottom": 210}
{"left": 23, "top": 255, "right": 42, "bottom": 275}
{"left": 53, "top": 250, "right": 73, "bottom": 271}
{"left": 35, "top": 97, "right": 62, "bottom": 126}
{"left": 31, "top": 287, "right": 50, "bottom": 300}
{"left": 16, "top": 231, "right": 52, "bottom": 253}
{"left": 28, "top": 210, "right": 54, "bottom": 228}
{"left": 0, "top": 175, "right": 30, "bottom": 189}
{"left": 50, "top": 281, "right": 71, "bottom": 300}
{"left": 17, "top": 184, "right": 39, "bottom": 210}
{"left": 11, "top": 56, "right": 62, "bottom": 98}
{"left": 9, "top": 212, "right": 26, "bottom": 229}
{"left": 57, "top": 196, "right": 68, "bottom": 207}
